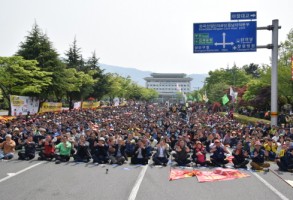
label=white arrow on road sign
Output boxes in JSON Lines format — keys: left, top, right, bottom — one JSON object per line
{"left": 214, "top": 33, "right": 234, "bottom": 48}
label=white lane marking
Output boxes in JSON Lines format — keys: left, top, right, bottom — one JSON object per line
{"left": 252, "top": 172, "right": 289, "bottom": 200}
{"left": 128, "top": 165, "right": 148, "bottom": 200}
{"left": 0, "top": 162, "right": 43, "bottom": 183}
{"left": 285, "top": 180, "right": 293, "bottom": 187}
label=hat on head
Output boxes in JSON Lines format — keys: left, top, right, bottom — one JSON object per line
{"left": 39, "top": 128, "right": 46, "bottom": 132}
{"left": 98, "top": 137, "right": 105, "bottom": 142}
{"left": 53, "top": 132, "right": 61, "bottom": 137}
{"left": 14, "top": 128, "right": 19, "bottom": 132}
{"left": 5, "top": 134, "right": 12, "bottom": 138}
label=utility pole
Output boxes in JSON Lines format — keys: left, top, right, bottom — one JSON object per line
{"left": 257, "top": 19, "right": 281, "bottom": 126}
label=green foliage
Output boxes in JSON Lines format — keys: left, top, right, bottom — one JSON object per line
{"left": 15, "top": 23, "right": 64, "bottom": 99}
{"left": 279, "top": 28, "right": 293, "bottom": 67}
{"left": 0, "top": 56, "right": 52, "bottom": 100}
{"left": 243, "top": 63, "right": 261, "bottom": 78}
{"left": 65, "top": 37, "right": 83, "bottom": 70}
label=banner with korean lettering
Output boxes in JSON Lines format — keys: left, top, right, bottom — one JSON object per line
{"left": 10, "top": 95, "right": 39, "bottom": 116}
{"left": 74, "top": 102, "right": 81, "bottom": 109}
{"left": 82, "top": 101, "right": 100, "bottom": 109}
{"left": 39, "top": 102, "right": 62, "bottom": 113}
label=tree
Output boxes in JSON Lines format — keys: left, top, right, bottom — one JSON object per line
{"left": 0, "top": 56, "right": 52, "bottom": 114}
{"left": 65, "top": 37, "right": 83, "bottom": 70}
{"left": 15, "top": 23, "right": 64, "bottom": 100}
{"left": 243, "top": 63, "right": 260, "bottom": 78}
{"left": 279, "top": 28, "right": 293, "bottom": 67}
{"left": 204, "top": 65, "right": 249, "bottom": 104}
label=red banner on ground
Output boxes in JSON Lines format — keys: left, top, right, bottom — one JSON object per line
{"left": 169, "top": 169, "right": 201, "bottom": 181}
{"left": 196, "top": 168, "right": 250, "bottom": 182}
{"left": 169, "top": 168, "right": 250, "bottom": 182}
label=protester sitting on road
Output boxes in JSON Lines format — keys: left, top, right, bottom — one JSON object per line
{"left": 192, "top": 141, "right": 209, "bottom": 167}
{"left": 131, "top": 139, "right": 148, "bottom": 165}
{"left": 210, "top": 139, "right": 229, "bottom": 168}
{"left": 125, "top": 134, "right": 136, "bottom": 157}
{"left": 73, "top": 135, "right": 91, "bottom": 162}
{"left": 33, "top": 127, "right": 46, "bottom": 145}
{"left": 0, "top": 134, "right": 16, "bottom": 160}
{"left": 152, "top": 139, "right": 169, "bottom": 166}
{"left": 109, "top": 138, "right": 127, "bottom": 165}
{"left": 55, "top": 135, "right": 72, "bottom": 164}
{"left": 250, "top": 141, "right": 270, "bottom": 171}
{"left": 66, "top": 132, "right": 76, "bottom": 156}
{"left": 222, "top": 130, "right": 232, "bottom": 147}
{"left": 38, "top": 135, "right": 55, "bottom": 161}
{"left": 18, "top": 135, "right": 36, "bottom": 160}
{"left": 92, "top": 137, "right": 109, "bottom": 164}
{"left": 264, "top": 138, "right": 277, "bottom": 161}
{"left": 276, "top": 146, "right": 293, "bottom": 172}
{"left": 12, "top": 128, "right": 22, "bottom": 150}
{"left": 232, "top": 142, "right": 249, "bottom": 169}
{"left": 173, "top": 139, "right": 191, "bottom": 166}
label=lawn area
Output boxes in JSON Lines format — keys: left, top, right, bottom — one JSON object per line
{"left": 219, "top": 112, "right": 270, "bottom": 125}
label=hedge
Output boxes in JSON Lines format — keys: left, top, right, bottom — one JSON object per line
{"left": 219, "top": 112, "right": 270, "bottom": 125}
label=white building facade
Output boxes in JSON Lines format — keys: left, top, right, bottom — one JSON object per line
{"left": 144, "top": 73, "right": 192, "bottom": 101}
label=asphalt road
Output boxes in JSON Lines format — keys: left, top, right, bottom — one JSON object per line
{"left": 1, "top": 156, "right": 293, "bottom": 200}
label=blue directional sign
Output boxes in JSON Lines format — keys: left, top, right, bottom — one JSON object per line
{"left": 193, "top": 21, "right": 257, "bottom": 53}
{"left": 231, "top": 11, "right": 257, "bottom": 20}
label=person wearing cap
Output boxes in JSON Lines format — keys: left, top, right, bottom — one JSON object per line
{"left": 0, "top": 134, "right": 16, "bottom": 160}
{"left": 192, "top": 141, "right": 208, "bottom": 167}
{"left": 232, "top": 142, "right": 249, "bottom": 169}
{"left": 54, "top": 135, "right": 72, "bottom": 164}
{"left": 38, "top": 135, "right": 55, "bottom": 161}
{"left": 276, "top": 146, "right": 293, "bottom": 172}
{"left": 250, "top": 140, "right": 270, "bottom": 171}
{"left": 12, "top": 127, "right": 22, "bottom": 150}
{"left": 18, "top": 135, "right": 36, "bottom": 160}
{"left": 210, "top": 139, "right": 229, "bottom": 168}
{"left": 92, "top": 137, "right": 109, "bottom": 164}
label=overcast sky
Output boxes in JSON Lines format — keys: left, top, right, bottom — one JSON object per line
{"left": 1, "top": 0, "right": 292, "bottom": 74}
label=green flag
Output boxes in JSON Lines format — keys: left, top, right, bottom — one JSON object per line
{"left": 222, "top": 94, "right": 229, "bottom": 105}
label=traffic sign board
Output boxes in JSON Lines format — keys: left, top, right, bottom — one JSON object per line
{"left": 231, "top": 11, "right": 257, "bottom": 20}
{"left": 193, "top": 21, "right": 257, "bottom": 53}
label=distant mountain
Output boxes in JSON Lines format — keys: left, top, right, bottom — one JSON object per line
{"left": 100, "top": 64, "right": 208, "bottom": 89}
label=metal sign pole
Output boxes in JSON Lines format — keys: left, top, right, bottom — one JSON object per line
{"left": 271, "top": 19, "right": 279, "bottom": 126}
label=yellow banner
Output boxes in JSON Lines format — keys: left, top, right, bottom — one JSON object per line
{"left": 39, "top": 102, "right": 62, "bottom": 113}
{"left": 82, "top": 101, "right": 100, "bottom": 109}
